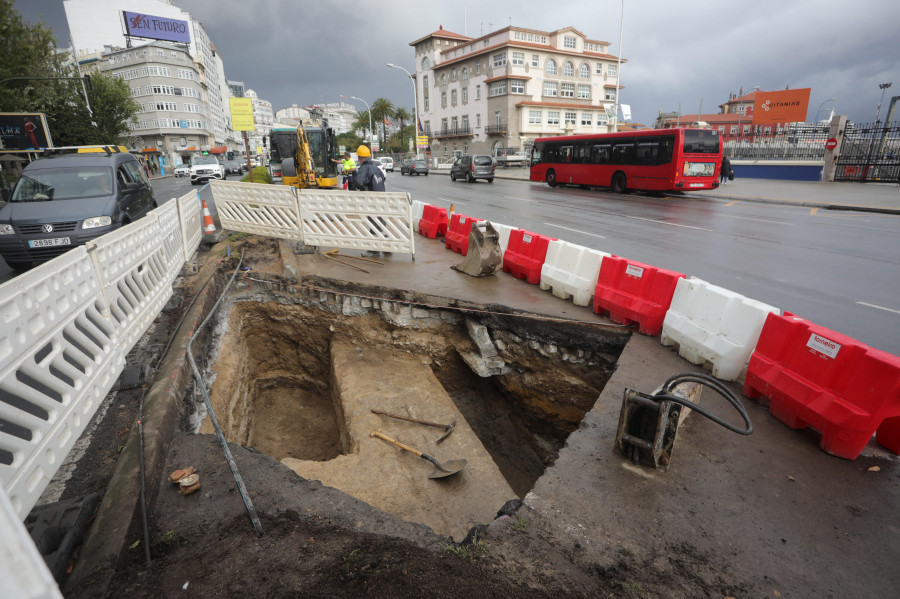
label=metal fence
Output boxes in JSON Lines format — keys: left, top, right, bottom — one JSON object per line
{"left": 725, "top": 123, "right": 832, "bottom": 161}
{"left": 834, "top": 121, "right": 900, "bottom": 183}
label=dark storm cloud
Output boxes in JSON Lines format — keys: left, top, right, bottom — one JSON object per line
{"left": 14, "top": 0, "right": 900, "bottom": 123}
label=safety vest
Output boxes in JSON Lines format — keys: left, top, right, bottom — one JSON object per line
{"left": 342, "top": 158, "right": 356, "bottom": 172}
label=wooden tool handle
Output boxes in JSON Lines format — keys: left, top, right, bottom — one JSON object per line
{"left": 370, "top": 430, "right": 423, "bottom": 458}
{"left": 371, "top": 409, "right": 445, "bottom": 429}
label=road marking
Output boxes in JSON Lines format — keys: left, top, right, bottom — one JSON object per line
{"left": 809, "top": 207, "right": 819, "bottom": 216}
{"left": 857, "top": 301, "right": 900, "bottom": 315}
{"left": 543, "top": 223, "right": 606, "bottom": 239}
{"left": 725, "top": 200, "right": 740, "bottom": 206}
{"left": 718, "top": 214, "right": 793, "bottom": 225}
{"left": 503, "top": 195, "right": 538, "bottom": 203}
{"left": 624, "top": 215, "right": 713, "bottom": 232}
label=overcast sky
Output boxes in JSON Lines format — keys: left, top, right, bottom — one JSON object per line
{"left": 14, "top": 0, "right": 900, "bottom": 126}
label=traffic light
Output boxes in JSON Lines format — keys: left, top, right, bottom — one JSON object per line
{"left": 202, "top": 150, "right": 209, "bottom": 155}
{"left": 263, "top": 137, "right": 267, "bottom": 147}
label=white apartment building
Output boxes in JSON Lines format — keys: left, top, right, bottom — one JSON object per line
{"left": 275, "top": 104, "right": 312, "bottom": 123}
{"left": 245, "top": 90, "right": 273, "bottom": 160}
{"left": 410, "top": 25, "right": 624, "bottom": 159}
{"left": 306, "top": 102, "right": 357, "bottom": 134}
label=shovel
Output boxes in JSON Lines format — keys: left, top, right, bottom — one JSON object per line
{"left": 370, "top": 431, "right": 467, "bottom": 479}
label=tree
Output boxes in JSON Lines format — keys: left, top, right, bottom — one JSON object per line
{"left": 394, "top": 107, "right": 412, "bottom": 151}
{"left": 0, "top": 0, "right": 62, "bottom": 112}
{"left": 49, "top": 69, "right": 138, "bottom": 146}
{"left": 370, "top": 97, "right": 395, "bottom": 146}
{"left": 351, "top": 110, "right": 372, "bottom": 142}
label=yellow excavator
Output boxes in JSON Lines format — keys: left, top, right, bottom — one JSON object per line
{"left": 269, "top": 120, "right": 339, "bottom": 189}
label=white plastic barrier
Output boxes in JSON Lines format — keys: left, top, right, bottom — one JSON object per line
{"left": 86, "top": 216, "right": 174, "bottom": 356}
{"left": 0, "top": 487, "right": 62, "bottom": 598}
{"left": 0, "top": 248, "right": 125, "bottom": 519}
{"left": 539, "top": 240, "right": 610, "bottom": 307}
{"left": 298, "top": 190, "right": 415, "bottom": 256}
{"left": 177, "top": 191, "right": 202, "bottom": 261}
{"left": 411, "top": 200, "right": 426, "bottom": 232}
{"left": 151, "top": 200, "right": 186, "bottom": 285}
{"left": 661, "top": 277, "right": 781, "bottom": 381}
{"left": 487, "top": 221, "right": 515, "bottom": 254}
{"left": 211, "top": 181, "right": 303, "bottom": 241}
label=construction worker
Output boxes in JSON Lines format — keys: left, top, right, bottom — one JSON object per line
{"left": 331, "top": 151, "right": 356, "bottom": 189}
{"left": 352, "top": 144, "right": 388, "bottom": 257}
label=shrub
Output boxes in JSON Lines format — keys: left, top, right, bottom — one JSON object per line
{"left": 240, "top": 166, "right": 272, "bottom": 184}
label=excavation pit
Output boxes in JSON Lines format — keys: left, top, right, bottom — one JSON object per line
{"left": 194, "top": 278, "right": 628, "bottom": 540}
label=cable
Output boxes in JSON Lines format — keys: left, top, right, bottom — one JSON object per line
{"left": 654, "top": 372, "right": 753, "bottom": 436}
{"left": 137, "top": 384, "right": 151, "bottom": 565}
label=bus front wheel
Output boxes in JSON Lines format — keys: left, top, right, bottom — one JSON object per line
{"left": 546, "top": 169, "right": 557, "bottom": 187}
{"left": 611, "top": 172, "right": 627, "bottom": 193}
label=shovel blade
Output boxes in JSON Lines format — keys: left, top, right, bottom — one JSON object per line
{"left": 427, "top": 459, "right": 467, "bottom": 479}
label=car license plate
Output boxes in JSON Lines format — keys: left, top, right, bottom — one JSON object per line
{"left": 29, "top": 237, "right": 71, "bottom": 248}
{"left": 689, "top": 183, "right": 704, "bottom": 188}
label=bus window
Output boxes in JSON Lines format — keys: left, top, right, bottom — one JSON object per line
{"left": 659, "top": 136, "right": 675, "bottom": 164}
{"left": 531, "top": 144, "right": 543, "bottom": 165}
{"left": 592, "top": 143, "right": 611, "bottom": 164}
{"left": 611, "top": 142, "right": 635, "bottom": 165}
{"left": 560, "top": 145, "right": 574, "bottom": 163}
{"left": 576, "top": 144, "right": 591, "bottom": 163}
{"left": 683, "top": 130, "right": 720, "bottom": 154}
{"left": 636, "top": 141, "right": 659, "bottom": 165}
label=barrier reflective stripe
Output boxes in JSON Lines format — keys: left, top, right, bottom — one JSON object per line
{"left": 0, "top": 248, "right": 124, "bottom": 520}
{"left": 539, "top": 240, "right": 610, "bottom": 307}
{"left": 86, "top": 217, "right": 174, "bottom": 355}
{"left": 743, "top": 312, "right": 900, "bottom": 459}
{"left": 593, "top": 256, "right": 685, "bottom": 336}
{"left": 502, "top": 229, "right": 556, "bottom": 285}
{"left": 445, "top": 213, "right": 484, "bottom": 255}
{"left": 661, "top": 277, "right": 780, "bottom": 381}
{"left": 418, "top": 204, "right": 448, "bottom": 239}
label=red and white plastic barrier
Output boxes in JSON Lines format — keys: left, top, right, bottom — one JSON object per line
{"left": 593, "top": 256, "right": 685, "bottom": 336}
{"left": 540, "top": 240, "right": 610, "bottom": 307}
{"left": 502, "top": 229, "right": 556, "bottom": 285}
{"left": 445, "top": 213, "right": 484, "bottom": 255}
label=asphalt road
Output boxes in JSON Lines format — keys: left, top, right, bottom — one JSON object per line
{"left": 3, "top": 173, "right": 898, "bottom": 356}
{"left": 390, "top": 171, "right": 900, "bottom": 356}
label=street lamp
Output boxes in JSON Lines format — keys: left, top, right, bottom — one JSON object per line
{"left": 734, "top": 85, "right": 759, "bottom": 152}
{"left": 874, "top": 82, "right": 892, "bottom": 124}
{"left": 387, "top": 63, "right": 420, "bottom": 158}
{"left": 816, "top": 98, "right": 837, "bottom": 123}
{"left": 349, "top": 95, "right": 373, "bottom": 150}
{"left": 612, "top": 0, "right": 624, "bottom": 132}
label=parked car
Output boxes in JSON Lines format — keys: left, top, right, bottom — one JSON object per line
{"left": 400, "top": 159, "right": 429, "bottom": 176}
{"left": 190, "top": 155, "right": 226, "bottom": 185}
{"left": 0, "top": 147, "right": 157, "bottom": 268}
{"left": 450, "top": 154, "right": 495, "bottom": 183}
{"left": 223, "top": 160, "right": 243, "bottom": 175}
{"left": 371, "top": 159, "right": 388, "bottom": 179}
{"left": 173, "top": 164, "right": 190, "bottom": 177}
{"left": 380, "top": 157, "right": 394, "bottom": 172}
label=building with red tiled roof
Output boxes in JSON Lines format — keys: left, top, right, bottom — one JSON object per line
{"left": 407, "top": 24, "right": 626, "bottom": 160}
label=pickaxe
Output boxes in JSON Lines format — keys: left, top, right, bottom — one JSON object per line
{"left": 371, "top": 409, "right": 457, "bottom": 444}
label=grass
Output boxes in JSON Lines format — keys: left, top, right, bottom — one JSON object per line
{"left": 445, "top": 533, "right": 489, "bottom": 559}
{"left": 514, "top": 518, "right": 528, "bottom": 533}
{"left": 240, "top": 166, "right": 272, "bottom": 184}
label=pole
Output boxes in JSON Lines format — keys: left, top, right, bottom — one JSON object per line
{"left": 816, "top": 98, "right": 837, "bottom": 123}
{"left": 874, "top": 82, "right": 892, "bottom": 124}
{"left": 388, "top": 63, "right": 420, "bottom": 159}
{"left": 613, "top": 0, "right": 624, "bottom": 132}
{"left": 350, "top": 95, "right": 373, "bottom": 150}
{"left": 243, "top": 131, "right": 253, "bottom": 182}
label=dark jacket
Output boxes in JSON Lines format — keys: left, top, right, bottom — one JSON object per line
{"left": 351, "top": 158, "right": 385, "bottom": 191}
{"left": 721, "top": 156, "right": 732, "bottom": 177}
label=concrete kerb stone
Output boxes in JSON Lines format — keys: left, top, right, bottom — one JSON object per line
{"left": 67, "top": 252, "right": 228, "bottom": 596}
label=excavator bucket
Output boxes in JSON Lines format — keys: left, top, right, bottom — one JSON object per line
{"left": 451, "top": 221, "right": 502, "bottom": 277}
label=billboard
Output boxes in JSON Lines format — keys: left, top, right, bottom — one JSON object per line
{"left": 0, "top": 113, "right": 53, "bottom": 152}
{"left": 752, "top": 88, "right": 811, "bottom": 123}
{"left": 123, "top": 11, "right": 191, "bottom": 44}
{"left": 229, "top": 98, "right": 255, "bottom": 131}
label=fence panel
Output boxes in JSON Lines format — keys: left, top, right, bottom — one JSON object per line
{"left": 178, "top": 191, "right": 202, "bottom": 261}
{"left": 834, "top": 121, "right": 900, "bottom": 182}
{"left": 210, "top": 180, "right": 303, "bottom": 240}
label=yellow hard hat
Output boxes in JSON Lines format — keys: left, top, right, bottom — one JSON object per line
{"left": 356, "top": 145, "right": 371, "bottom": 157}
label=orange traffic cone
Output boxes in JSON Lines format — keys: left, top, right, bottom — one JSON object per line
{"left": 202, "top": 199, "right": 216, "bottom": 234}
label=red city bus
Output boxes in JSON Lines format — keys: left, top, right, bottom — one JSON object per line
{"left": 529, "top": 128, "right": 723, "bottom": 193}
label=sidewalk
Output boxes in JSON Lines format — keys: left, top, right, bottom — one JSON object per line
{"left": 429, "top": 166, "right": 900, "bottom": 215}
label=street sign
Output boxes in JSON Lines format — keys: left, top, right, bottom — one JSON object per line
{"left": 825, "top": 138, "right": 837, "bottom": 151}
{"left": 416, "top": 135, "right": 428, "bottom": 148}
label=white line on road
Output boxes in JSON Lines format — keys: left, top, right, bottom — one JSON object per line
{"left": 503, "top": 195, "right": 538, "bottom": 203}
{"left": 624, "top": 215, "right": 714, "bottom": 232}
{"left": 856, "top": 301, "right": 900, "bottom": 315}
{"left": 543, "top": 223, "right": 606, "bottom": 238}
{"left": 717, "top": 214, "right": 794, "bottom": 225}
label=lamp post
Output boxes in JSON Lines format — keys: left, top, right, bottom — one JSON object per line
{"left": 387, "top": 63, "right": 420, "bottom": 158}
{"left": 612, "top": 0, "right": 624, "bottom": 132}
{"left": 734, "top": 85, "right": 759, "bottom": 155}
{"left": 816, "top": 98, "right": 837, "bottom": 123}
{"left": 874, "top": 82, "right": 892, "bottom": 124}
{"left": 349, "top": 95, "right": 373, "bottom": 150}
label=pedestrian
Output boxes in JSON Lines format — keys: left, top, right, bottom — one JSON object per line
{"left": 331, "top": 151, "right": 356, "bottom": 190}
{"left": 720, "top": 155, "right": 732, "bottom": 185}
{"left": 351, "top": 145, "right": 389, "bottom": 257}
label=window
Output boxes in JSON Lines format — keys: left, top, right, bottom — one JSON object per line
{"left": 612, "top": 142, "right": 635, "bottom": 164}
{"left": 422, "top": 57, "right": 431, "bottom": 69}
{"left": 596, "top": 62, "right": 603, "bottom": 74}
{"left": 476, "top": 84, "right": 481, "bottom": 100}
{"left": 451, "top": 116, "right": 458, "bottom": 131}
{"left": 451, "top": 68, "right": 457, "bottom": 81}
{"left": 730, "top": 125, "right": 738, "bottom": 134}
{"left": 577, "top": 84, "right": 591, "bottom": 99}
{"left": 493, "top": 53, "right": 507, "bottom": 67}
{"left": 461, "top": 67, "right": 468, "bottom": 81}
{"left": 441, "top": 73, "right": 448, "bottom": 86}
{"left": 605, "top": 90, "right": 616, "bottom": 101}
{"left": 564, "top": 36, "right": 576, "bottom": 49}
{"left": 512, "top": 51, "right": 524, "bottom": 65}
{"left": 543, "top": 81, "right": 558, "bottom": 97}
{"left": 489, "top": 81, "right": 507, "bottom": 97}
{"left": 462, "top": 87, "right": 468, "bottom": 103}
{"left": 528, "top": 110, "right": 541, "bottom": 124}
{"left": 157, "top": 49, "right": 164, "bottom": 56}
{"left": 596, "top": 112, "right": 608, "bottom": 125}
{"left": 545, "top": 59, "right": 557, "bottom": 75}
{"left": 532, "top": 54, "right": 539, "bottom": 67}
{"left": 441, "top": 92, "right": 447, "bottom": 108}
{"left": 561, "top": 83, "right": 575, "bottom": 98}
{"left": 494, "top": 111, "right": 502, "bottom": 126}
{"left": 510, "top": 80, "right": 525, "bottom": 94}
{"left": 580, "top": 63, "right": 590, "bottom": 78}
{"left": 764, "top": 126, "right": 772, "bottom": 135}
{"left": 581, "top": 113, "right": 592, "bottom": 126}
{"left": 547, "top": 111, "right": 560, "bottom": 125}
{"left": 743, "top": 124, "right": 750, "bottom": 133}
{"left": 563, "top": 61, "right": 574, "bottom": 77}
{"left": 424, "top": 97, "right": 430, "bottom": 110}
{"left": 441, "top": 118, "right": 448, "bottom": 133}
{"left": 451, "top": 89, "right": 457, "bottom": 106}
{"left": 476, "top": 113, "right": 481, "bottom": 127}
{"left": 608, "top": 64, "right": 617, "bottom": 76}
{"left": 565, "top": 111, "right": 577, "bottom": 125}
{"left": 462, "top": 115, "right": 469, "bottom": 131}
{"left": 475, "top": 62, "right": 481, "bottom": 74}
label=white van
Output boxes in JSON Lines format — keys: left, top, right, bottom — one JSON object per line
{"left": 380, "top": 157, "right": 394, "bottom": 172}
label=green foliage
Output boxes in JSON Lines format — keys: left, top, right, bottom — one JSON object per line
{"left": 241, "top": 166, "right": 272, "bottom": 184}
{"left": 514, "top": 518, "right": 528, "bottom": 533}
{"left": 336, "top": 131, "right": 363, "bottom": 151}
{"left": 444, "top": 533, "right": 489, "bottom": 559}
{"left": 393, "top": 107, "right": 412, "bottom": 149}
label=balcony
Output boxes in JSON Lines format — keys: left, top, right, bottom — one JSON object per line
{"left": 485, "top": 123, "right": 508, "bottom": 135}
{"left": 432, "top": 126, "right": 473, "bottom": 139}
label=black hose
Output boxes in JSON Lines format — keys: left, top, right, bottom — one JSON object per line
{"left": 654, "top": 373, "right": 753, "bottom": 436}
{"left": 137, "top": 384, "right": 151, "bottom": 565}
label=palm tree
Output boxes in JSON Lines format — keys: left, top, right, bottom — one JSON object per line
{"left": 370, "top": 97, "right": 395, "bottom": 146}
{"left": 394, "top": 107, "right": 412, "bottom": 151}
{"left": 351, "top": 111, "right": 372, "bottom": 144}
